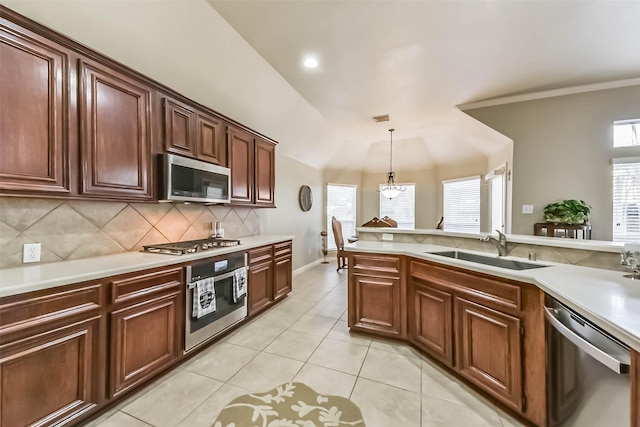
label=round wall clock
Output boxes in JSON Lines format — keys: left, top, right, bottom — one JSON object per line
{"left": 299, "top": 185, "right": 313, "bottom": 212}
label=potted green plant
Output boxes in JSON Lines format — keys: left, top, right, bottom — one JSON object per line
{"left": 543, "top": 199, "right": 591, "bottom": 225}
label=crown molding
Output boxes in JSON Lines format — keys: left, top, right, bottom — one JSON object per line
{"left": 457, "top": 77, "right": 640, "bottom": 111}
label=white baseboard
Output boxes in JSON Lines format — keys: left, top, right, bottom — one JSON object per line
{"left": 293, "top": 258, "right": 326, "bottom": 276}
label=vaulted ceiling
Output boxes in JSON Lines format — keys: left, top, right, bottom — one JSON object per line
{"left": 209, "top": 0, "right": 640, "bottom": 172}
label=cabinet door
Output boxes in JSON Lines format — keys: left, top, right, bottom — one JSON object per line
{"left": 254, "top": 137, "right": 275, "bottom": 207}
{"left": 411, "top": 283, "right": 453, "bottom": 366}
{"left": 274, "top": 255, "right": 292, "bottom": 301}
{"left": 110, "top": 291, "right": 181, "bottom": 398}
{"left": 456, "top": 297, "right": 523, "bottom": 411}
{"left": 196, "top": 113, "right": 226, "bottom": 166}
{"left": 227, "top": 126, "right": 254, "bottom": 204}
{"left": 79, "top": 59, "right": 152, "bottom": 200}
{"left": 163, "top": 97, "right": 195, "bottom": 157}
{"left": 0, "top": 22, "right": 70, "bottom": 194}
{"left": 350, "top": 274, "right": 401, "bottom": 336}
{"left": 0, "top": 316, "right": 103, "bottom": 427}
{"left": 248, "top": 260, "right": 273, "bottom": 316}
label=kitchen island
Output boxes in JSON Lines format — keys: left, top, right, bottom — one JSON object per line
{"left": 344, "top": 240, "right": 640, "bottom": 427}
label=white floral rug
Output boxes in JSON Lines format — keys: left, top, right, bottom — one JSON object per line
{"left": 213, "top": 382, "right": 366, "bottom": 427}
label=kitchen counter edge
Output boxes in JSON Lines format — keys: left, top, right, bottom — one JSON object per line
{"left": 0, "top": 235, "right": 294, "bottom": 298}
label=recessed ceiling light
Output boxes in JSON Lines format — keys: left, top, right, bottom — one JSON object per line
{"left": 303, "top": 57, "right": 319, "bottom": 69}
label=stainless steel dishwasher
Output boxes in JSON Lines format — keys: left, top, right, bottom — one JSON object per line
{"left": 545, "top": 295, "right": 631, "bottom": 426}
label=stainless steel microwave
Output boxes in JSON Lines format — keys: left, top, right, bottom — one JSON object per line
{"left": 160, "top": 154, "right": 231, "bottom": 204}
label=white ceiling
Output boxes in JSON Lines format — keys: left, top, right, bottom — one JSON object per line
{"left": 208, "top": 0, "right": 640, "bottom": 172}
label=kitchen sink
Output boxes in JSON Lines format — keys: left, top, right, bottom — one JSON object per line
{"left": 427, "top": 251, "right": 548, "bottom": 270}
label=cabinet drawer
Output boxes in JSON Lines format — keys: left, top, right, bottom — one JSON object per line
{"left": 249, "top": 245, "right": 273, "bottom": 265}
{"left": 0, "top": 283, "right": 103, "bottom": 339}
{"left": 410, "top": 260, "right": 521, "bottom": 312}
{"left": 351, "top": 254, "right": 400, "bottom": 277}
{"left": 274, "top": 241, "right": 292, "bottom": 258}
{"left": 110, "top": 268, "right": 182, "bottom": 307}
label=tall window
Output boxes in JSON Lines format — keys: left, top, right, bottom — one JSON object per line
{"left": 613, "top": 160, "right": 640, "bottom": 242}
{"left": 489, "top": 174, "right": 505, "bottom": 233}
{"left": 379, "top": 184, "right": 415, "bottom": 229}
{"left": 326, "top": 184, "right": 357, "bottom": 250}
{"left": 613, "top": 119, "right": 640, "bottom": 147}
{"left": 442, "top": 176, "right": 480, "bottom": 233}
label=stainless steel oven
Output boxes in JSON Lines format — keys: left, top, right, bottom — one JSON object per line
{"left": 545, "top": 295, "right": 631, "bottom": 426}
{"left": 185, "top": 252, "right": 248, "bottom": 352}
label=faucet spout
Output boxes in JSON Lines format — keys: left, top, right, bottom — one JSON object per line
{"left": 480, "top": 230, "right": 507, "bottom": 256}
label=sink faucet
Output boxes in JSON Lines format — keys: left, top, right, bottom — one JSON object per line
{"left": 481, "top": 230, "right": 508, "bottom": 256}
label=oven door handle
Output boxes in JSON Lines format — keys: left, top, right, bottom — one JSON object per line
{"left": 188, "top": 266, "right": 249, "bottom": 289}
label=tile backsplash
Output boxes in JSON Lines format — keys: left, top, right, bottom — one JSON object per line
{"left": 0, "top": 197, "right": 260, "bottom": 268}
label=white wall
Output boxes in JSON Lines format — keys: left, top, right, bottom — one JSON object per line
{"left": 260, "top": 153, "right": 323, "bottom": 270}
{"left": 465, "top": 85, "right": 640, "bottom": 240}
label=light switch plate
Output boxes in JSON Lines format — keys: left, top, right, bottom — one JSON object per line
{"left": 522, "top": 205, "right": 534, "bottom": 214}
{"left": 382, "top": 233, "right": 394, "bottom": 241}
{"left": 23, "top": 243, "right": 41, "bottom": 263}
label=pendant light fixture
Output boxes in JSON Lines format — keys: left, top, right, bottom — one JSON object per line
{"left": 378, "top": 128, "right": 405, "bottom": 200}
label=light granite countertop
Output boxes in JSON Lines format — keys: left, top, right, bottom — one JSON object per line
{"left": 346, "top": 240, "right": 640, "bottom": 353}
{"left": 0, "top": 235, "right": 293, "bottom": 298}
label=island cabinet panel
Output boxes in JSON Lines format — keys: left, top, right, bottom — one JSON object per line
{"left": 0, "top": 281, "right": 106, "bottom": 427}
{"left": 108, "top": 267, "right": 183, "bottom": 398}
{"left": 79, "top": 58, "right": 153, "bottom": 200}
{"left": 410, "top": 282, "right": 453, "bottom": 366}
{"left": 0, "top": 19, "right": 70, "bottom": 195}
{"left": 405, "top": 258, "right": 546, "bottom": 426}
{"left": 456, "top": 298, "right": 523, "bottom": 412}
{"left": 348, "top": 253, "right": 405, "bottom": 338}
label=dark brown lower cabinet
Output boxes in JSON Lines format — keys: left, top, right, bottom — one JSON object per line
{"left": 456, "top": 297, "right": 523, "bottom": 412}
{"left": 273, "top": 241, "right": 292, "bottom": 301}
{"left": 0, "top": 281, "right": 105, "bottom": 427}
{"left": 108, "top": 267, "right": 183, "bottom": 398}
{"left": 248, "top": 260, "right": 274, "bottom": 316}
{"left": 632, "top": 350, "right": 640, "bottom": 427}
{"left": 410, "top": 282, "right": 453, "bottom": 366}
{"left": 247, "top": 241, "right": 293, "bottom": 316}
{"left": 348, "top": 253, "right": 405, "bottom": 338}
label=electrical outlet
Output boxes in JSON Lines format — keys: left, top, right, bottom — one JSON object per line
{"left": 382, "top": 233, "right": 394, "bottom": 241}
{"left": 23, "top": 243, "right": 41, "bottom": 263}
{"left": 522, "top": 204, "right": 534, "bottom": 214}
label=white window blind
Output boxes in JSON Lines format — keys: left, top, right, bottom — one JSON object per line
{"left": 443, "top": 177, "right": 480, "bottom": 233}
{"left": 613, "top": 161, "right": 640, "bottom": 242}
{"left": 326, "top": 184, "right": 357, "bottom": 250}
{"left": 613, "top": 119, "right": 640, "bottom": 147}
{"left": 379, "top": 184, "right": 415, "bottom": 229}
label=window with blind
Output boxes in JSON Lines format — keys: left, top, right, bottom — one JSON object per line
{"left": 442, "top": 176, "right": 480, "bottom": 233}
{"left": 613, "top": 119, "right": 640, "bottom": 147}
{"left": 326, "top": 184, "right": 357, "bottom": 250}
{"left": 613, "top": 160, "right": 640, "bottom": 242}
{"left": 379, "top": 184, "right": 415, "bottom": 229}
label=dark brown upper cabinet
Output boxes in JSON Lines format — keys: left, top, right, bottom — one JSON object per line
{"left": 162, "top": 96, "right": 227, "bottom": 166}
{"left": 228, "top": 126, "right": 275, "bottom": 207}
{"left": 0, "top": 17, "right": 71, "bottom": 195}
{"left": 79, "top": 58, "right": 153, "bottom": 200}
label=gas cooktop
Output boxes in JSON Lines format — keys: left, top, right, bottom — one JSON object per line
{"left": 143, "top": 238, "right": 241, "bottom": 255}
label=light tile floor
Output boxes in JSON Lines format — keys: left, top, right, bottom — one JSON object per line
{"left": 89, "top": 261, "right": 525, "bottom": 427}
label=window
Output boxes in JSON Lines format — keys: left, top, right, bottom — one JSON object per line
{"left": 613, "top": 119, "right": 640, "bottom": 147}
{"left": 326, "top": 184, "right": 357, "bottom": 250}
{"left": 489, "top": 174, "right": 505, "bottom": 233}
{"left": 442, "top": 176, "right": 480, "bottom": 233}
{"left": 379, "top": 184, "right": 415, "bottom": 229}
{"left": 613, "top": 160, "right": 640, "bottom": 242}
